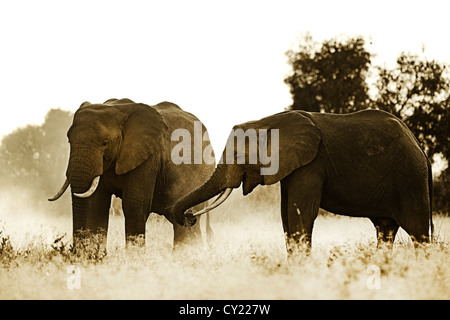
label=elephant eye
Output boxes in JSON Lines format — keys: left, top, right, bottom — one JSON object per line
{"left": 102, "top": 139, "right": 109, "bottom": 147}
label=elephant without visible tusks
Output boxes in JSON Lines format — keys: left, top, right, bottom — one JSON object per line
{"left": 49, "top": 98, "right": 215, "bottom": 248}
{"left": 172, "top": 109, "right": 433, "bottom": 252}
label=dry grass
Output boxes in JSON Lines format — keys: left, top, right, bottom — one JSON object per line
{"left": 0, "top": 187, "right": 449, "bottom": 300}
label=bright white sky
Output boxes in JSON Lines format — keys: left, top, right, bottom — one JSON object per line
{"left": 1, "top": 0, "right": 449, "bottom": 150}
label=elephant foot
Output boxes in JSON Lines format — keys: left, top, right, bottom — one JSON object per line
{"left": 71, "top": 230, "right": 108, "bottom": 261}
{"left": 183, "top": 210, "right": 198, "bottom": 227}
{"left": 172, "top": 230, "right": 205, "bottom": 258}
{"left": 285, "top": 232, "right": 312, "bottom": 257}
{"left": 126, "top": 234, "right": 146, "bottom": 248}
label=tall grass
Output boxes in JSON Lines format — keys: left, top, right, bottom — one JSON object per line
{"left": 0, "top": 186, "right": 449, "bottom": 299}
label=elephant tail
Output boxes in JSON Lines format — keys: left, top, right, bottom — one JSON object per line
{"left": 427, "top": 158, "right": 434, "bottom": 242}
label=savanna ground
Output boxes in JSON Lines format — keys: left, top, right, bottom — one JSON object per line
{"left": 0, "top": 185, "right": 449, "bottom": 300}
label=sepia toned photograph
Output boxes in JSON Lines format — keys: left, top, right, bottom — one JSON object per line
{"left": 0, "top": 0, "right": 449, "bottom": 305}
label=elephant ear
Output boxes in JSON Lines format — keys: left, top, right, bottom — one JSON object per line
{"left": 114, "top": 103, "right": 168, "bottom": 175}
{"left": 261, "top": 111, "right": 321, "bottom": 185}
{"left": 235, "top": 111, "right": 321, "bottom": 194}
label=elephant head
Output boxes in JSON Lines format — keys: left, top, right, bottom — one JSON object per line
{"left": 49, "top": 98, "right": 167, "bottom": 234}
{"left": 171, "top": 110, "right": 322, "bottom": 226}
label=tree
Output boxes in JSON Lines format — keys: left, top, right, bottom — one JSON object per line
{"left": 285, "top": 33, "right": 373, "bottom": 113}
{"left": 376, "top": 53, "right": 449, "bottom": 159}
{"left": 285, "top": 33, "right": 449, "bottom": 213}
{"left": 376, "top": 53, "right": 450, "bottom": 213}
{"left": 0, "top": 109, "right": 73, "bottom": 215}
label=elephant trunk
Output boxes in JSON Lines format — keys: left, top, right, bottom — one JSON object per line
{"left": 172, "top": 164, "right": 240, "bottom": 226}
{"left": 71, "top": 193, "right": 89, "bottom": 238}
{"left": 64, "top": 147, "right": 104, "bottom": 240}
{"left": 66, "top": 146, "right": 103, "bottom": 195}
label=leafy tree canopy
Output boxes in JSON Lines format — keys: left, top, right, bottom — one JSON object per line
{"left": 285, "top": 34, "right": 449, "bottom": 212}
{"left": 285, "top": 33, "right": 372, "bottom": 113}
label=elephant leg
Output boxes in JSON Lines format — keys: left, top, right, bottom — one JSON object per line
{"left": 122, "top": 166, "right": 158, "bottom": 246}
{"left": 72, "top": 188, "right": 111, "bottom": 253}
{"left": 172, "top": 222, "right": 202, "bottom": 250}
{"left": 370, "top": 217, "right": 399, "bottom": 249}
{"left": 86, "top": 189, "right": 111, "bottom": 235}
{"left": 397, "top": 197, "right": 431, "bottom": 245}
{"left": 281, "top": 168, "right": 323, "bottom": 254}
{"left": 122, "top": 196, "right": 149, "bottom": 246}
{"left": 280, "top": 179, "right": 289, "bottom": 240}
{"left": 172, "top": 202, "right": 204, "bottom": 251}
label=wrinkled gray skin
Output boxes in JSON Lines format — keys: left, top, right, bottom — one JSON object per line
{"left": 172, "top": 109, "right": 433, "bottom": 251}
{"left": 50, "top": 98, "right": 215, "bottom": 248}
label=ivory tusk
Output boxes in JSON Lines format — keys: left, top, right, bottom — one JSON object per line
{"left": 48, "top": 178, "right": 70, "bottom": 201}
{"left": 208, "top": 188, "right": 232, "bottom": 206}
{"left": 188, "top": 188, "right": 233, "bottom": 217}
{"left": 73, "top": 176, "right": 100, "bottom": 198}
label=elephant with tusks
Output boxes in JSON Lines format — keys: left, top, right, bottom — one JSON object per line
{"left": 171, "top": 109, "right": 433, "bottom": 252}
{"left": 50, "top": 98, "right": 215, "bottom": 249}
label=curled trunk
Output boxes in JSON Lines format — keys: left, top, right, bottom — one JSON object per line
{"left": 172, "top": 164, "right": 240, "bottom": 225}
